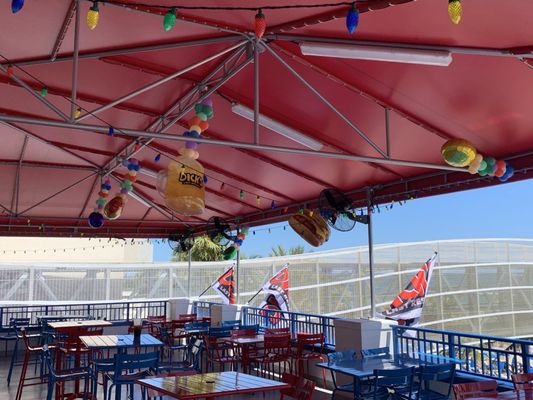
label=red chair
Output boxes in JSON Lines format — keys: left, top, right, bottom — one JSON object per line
{"left": 231, "top": 328, "right": 257, "bottom": 338}
{"left": 512, "top": 373, "right": 533, "bottom": 390}
{"left": 251, "top": 333, "right": 292, "bottom": 379}
{"left": 453, "top": 380, "right": 498, "bottom": 400}
{"left": 15, "top": 329, "right": 57, "bottom": 400}
{"left": 280, "top": 372, "right": 316, "bottom": 400}
{"left": 293, "top": 333, "right": 326, "bottom": 387}
{"left": 204, "top": 336, "right": 237, "bottom": 372}
{"left": 179, "top": 314, "right": 197, "bottom": 322}
{"left": 146, "top": 315, "right": 166, "bottom": 338}
{"left": 266, "top": 327, "right": 290, "bottom": 335}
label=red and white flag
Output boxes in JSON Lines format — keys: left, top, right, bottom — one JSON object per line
{"left": 259, "top": 265, "right": 289, "bottom": 313}
{"left": 211, "top": 267, "right": 236, "bottom": 304}
{"left": 382, "top": 253, "right": 437, "bottom": 327}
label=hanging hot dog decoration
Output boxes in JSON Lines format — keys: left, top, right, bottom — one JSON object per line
{"left": 157, "top": 98, "right": 214, "bottom": 216}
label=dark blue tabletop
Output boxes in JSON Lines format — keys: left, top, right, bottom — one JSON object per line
{"left": 80, "top": 334, "right": 163, "bottom": 349}
{"left": 317, "top": 353, "right": 463, "bottom": 378}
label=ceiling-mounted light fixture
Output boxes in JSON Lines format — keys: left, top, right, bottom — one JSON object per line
{"left": 231, "top": 104, "right": 323, "bottom": 151}
{"left": 299, "top": 42, "right": 453, "bottom": 67}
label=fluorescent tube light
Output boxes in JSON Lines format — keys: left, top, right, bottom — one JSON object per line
{"left": 299, "top": 42, "right": 452, "bottom": 67}
{"left": 231, "top": 103, "right": 323, "bottom": 151}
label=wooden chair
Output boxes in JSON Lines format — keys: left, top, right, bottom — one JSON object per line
{"left": 453, "top": 380, "right": 498, "bottom": 400}
{"left": 512, "top": 373, "right": 533, "bottom": 390}
{"left": 280, "top": 372, "right": 316, "bottom": 400}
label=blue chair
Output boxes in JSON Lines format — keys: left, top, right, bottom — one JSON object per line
{"left": 159, "top": 338, "right": 204, "bottom": 374}
{"left": 207, "top": 326, "right": 232, "bottom": 338}
{"left": 222, "top": 320, "right": 241, "bottom": 329}
{"left": 91, "top": 356, "right": 115, "bottom": 400}
{"left": 415, "top": 363, "right": 455, "bottom": 400}
{"left": 361, "top": 347, "right": 391, "bottom": 359}
{"left": 327, "top": 350, "right": 357, "bottom": 399}
{"left": 365, "top": 367, "right": 416, "bottom": 400}
{"left": 159, "top": 325, "right": 188, "bottom": 364}
{"left": 106, "top": 351, "right": 159, "bottom": 400}
{"left": 184, "top": 321, "right": 209, "bottom": 331}
{"left": 238, "top": 324, "right": 259, "bottom": 333}
{"left": 43, "top": 345, "right": 94, "bottom": 400}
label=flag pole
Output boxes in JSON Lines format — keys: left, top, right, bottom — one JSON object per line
{"left": 245, "top": 288, "right": 264, "bottom": 305}
{"left": 198, "top": 265, "right": 234, "bottom": 299}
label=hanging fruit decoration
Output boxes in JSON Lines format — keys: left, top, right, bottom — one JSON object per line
{"left": 88, "top": 179, "right": 111, "bottom": 228}
{"left": 157, "top": 98, "right": 214, "bottom": 216}
{"left": 224, "top": 227, "right": 249, "bottom": 260}
{"left": 441, "top": 139, "right": 514, "bottom": 182}
{"left": 103, "top": 158, "right": 140, "bottom": 220}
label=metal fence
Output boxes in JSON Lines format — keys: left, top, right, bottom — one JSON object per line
{"left": 1, "top": 239, "right": 533, "bottom": 338}
{"left": 393, "top": 325, "right": 533, "bottom": 382}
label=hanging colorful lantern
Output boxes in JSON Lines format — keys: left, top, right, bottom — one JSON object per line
{"left": 157, "top": 98, "right": 214, "bottom": 216}
{"left": 441, "top": 139, "right": 476, "bottom": 167}
{"left": 88, "top": 179, "right": 111, "bottom": 228}
{"left": 448, "top": 0, "right": 462, "bottom": 24}
{"left": 346, "top": 3, "right": 359, "bottom": 34}
{"left": 87, "top": 1, "right": 100, "bottom": 30}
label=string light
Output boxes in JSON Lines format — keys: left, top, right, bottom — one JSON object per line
{"left": 74, "top": 108, "right": 81, "bottom": 119}
{"left": 220, "top": 183, "right": 225, "bottom": 191}
{"left": 108, "top": 126, "right": 114, "bottom": 136}
{"left": 6, "top": 65, "right": 14, "bottom": 77}
{"left": 40, "top": 87, "right": 48, "bottom": 97}
{"left": 154, "top": 153, "right": 161, "bottom": 162}
{"left": 346, "top": 3, "right": 359, "bottom": 33}
{"left": 87, "top": 1, "right": 100, "bottom": 30}
{"left": 240, "top": 190, "right": 245, "bottom": 199}
{"left": 256, "top": 195, "right": 261, "bottom": 205}
{"left": 448, "top": 0, "right": 462, "bottom": 24}
{"left": 271, "top": 200, "right": 276, "bottom": 209}
{"left": 163, "top": 7, "right": 177, "bottom": 31}
{"left": 11, "top": 0, "right": 24, "bottom": 14}
{"left": 254, "top": 9, "right": 266, "bottom": 38}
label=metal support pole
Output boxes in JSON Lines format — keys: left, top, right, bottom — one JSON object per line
{"left": 385, "top": 108, "right": 391, "bottom": 158}
{"left": 76, "top": 41, "right": 247, "bottom": 123}
{"left": 0, "top": 115, "right": 467, "bottom": 172}
{"left": 0, "top": 65, "right": 69, "bottom": 121}
{"left": 366, "top": 187, "right": 376, "bottom": 318}
{"left": 263, "top": 43, "right": 388, "bottom": 158}
{"left": 253, "top": 40, "right": 260, "bottom": 144}
{"left": 236, "top": 249, "right": 241, "bottom": 305}
{"left": 70, "top": 0, "right": 80, "bottom": 121}
{"left": 187, "top": 249, "right": 192, "bottom": 298}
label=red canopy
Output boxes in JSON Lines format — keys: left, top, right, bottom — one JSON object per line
{"left": 0, "top": 0, "right": 532, "bottom": 237}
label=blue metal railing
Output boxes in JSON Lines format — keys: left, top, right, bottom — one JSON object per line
{"left": 0, "top": 300, "right": 167, "bottom": 330}
{"left": 393, "top": 325, "right": 533, "bottom": 382}
{"left": 241, "top": 306, "right": 338, "bottom": 347}
{"left": 192, "top": 300, "right": 219, "bottom": 319}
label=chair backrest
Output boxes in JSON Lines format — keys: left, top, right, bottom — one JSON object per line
{"left": 265, "top": 327, "right": 290, "bottom": 335}
{"left": 222, "top": 320, "right": 241, "bottom": 328}
{"left": 327, "top": 350, "right": 356, "bottom": 364}
{"left": 179, "top": 314, "right": 197, "bottom": 321}
{"left": 361, "top": 347, "right": 390, "bottom": 359}
{"left": 453, "top": 380, "right": 498, "bottom": 400}
{"left": 264, "top": 333, "right": 291, "bottom": 356}
{"left": 10, "top": 318, "right": 31, "bottom": 335}
{"left": 113, "top": 351, "right": 159, "bottom": 377}
{"left": 231, "top": 328, "right": 257, "bottom": 338}
{"left": 512, "top": 373, "right": 533, "bottom": 390}
{"left": 418, "top": 363, "right": 456, "bottom": 398}
{"left": 281, "top": 372, "right": 316, "bottom": 400}
{"left": 19, "top": 328, "right": 37, "bottom": 351}
{"left": 239, "top": 324, "right": 259, "bottom": 333}
{"left": 208, "top": 326, "right": 232, "bottom": 338}
{"left": 296, "top": 332, "right": 324, "bottom": 356}
{"left": 373, "top": 367, "right": 415, "bottom": 400}
{"left": 184, "top": 321, "right": 209, "bottom": 330}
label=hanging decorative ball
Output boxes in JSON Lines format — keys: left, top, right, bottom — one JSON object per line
{"left": 254, "top": 9, "right": 266, "bottom": 38}
{"left": 163, "top": 8, "right": 177, "bottom": 31}
{"left": 441, "top": 139, "right": 476, "bottom": 167}
{"left": 346, "top": 3, "right": 359, "bottom": 34}
{"left": 448, "top": 0, "right": 462, "bottom": 24}
{"left": 88, "top": 211, "right": 105, "bottom": 229}
{"left": 11, "top": 0, "right": 24, "bottom": 13}
{"left": 87, "top": 1, "right": 100, "bottom": 30}
{"left": 40, "top": 87, "right": 48, "bottom": 97}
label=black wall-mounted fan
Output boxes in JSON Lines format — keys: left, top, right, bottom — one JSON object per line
{"left": 318, "top": 188, "right": 369, "bottom": 232}
{"left": 206, "top": 216, "right": 236, "bottom": 246}
{"left": 168, "top": 228, "right": 195, "bottom": 252}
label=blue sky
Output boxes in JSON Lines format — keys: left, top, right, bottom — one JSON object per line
{"left": 153, "top": 179, "right": 532, "bottom": 261}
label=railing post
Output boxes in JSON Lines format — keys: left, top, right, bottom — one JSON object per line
{"left": 241, "top": 307, "right": 247, "bottom": 325}
{"left": 28, "top": 268, "right": 35, "bottom": 301}
{"left": 290, "top": 313, "right": 297, "bottom": 336}
{"left": 448, "top": 333, "right": 456, "bottom": 360}
{"left": 392, "top": 326, "right": 399, "bottom": 356}
{"left": 126, "top": 302, "right": 130, "bottom": 322}
{"left": 105, "top": 268, "right": 111, "bottom": 300}
{"left": 522, "top": 343, "right": 530, "bottom": 373}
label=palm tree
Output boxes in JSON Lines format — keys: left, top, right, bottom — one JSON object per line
{"left": 269, "top": 244, "right": 305, "bottom": 257}
{"left": 172, "top": 235, "right": 225, "bottom": 262}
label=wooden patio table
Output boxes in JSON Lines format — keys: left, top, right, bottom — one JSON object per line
{"left": 137, "top": 371, "right": 290, "bottom": 400}
{"left": 469, "top": 389, "right": 533, "bottom": 400}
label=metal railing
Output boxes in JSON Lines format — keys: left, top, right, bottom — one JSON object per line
{"left": 393, "top": 325, "right": 533, "bottom": 382}
{"left": 241, "top": 305, "right": 338, "bottom": 347}
{"left": 192, "top": 300, "right": 217, "bottom": 319}
{"left": 0, "top": 299, "right": 167, "bottom": 330}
